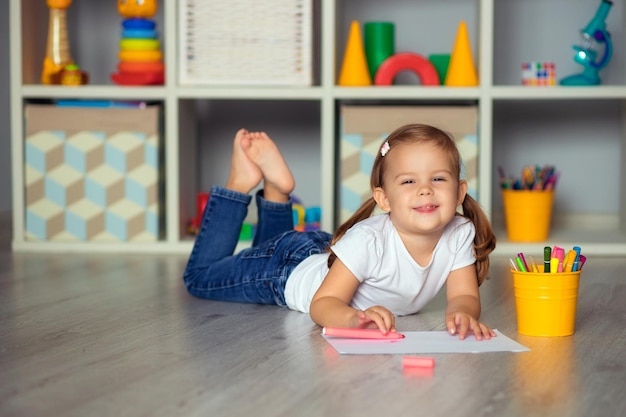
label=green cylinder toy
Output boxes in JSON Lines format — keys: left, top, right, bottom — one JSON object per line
{"left": 364, "top": 22, "right": 395, "bottom": 80}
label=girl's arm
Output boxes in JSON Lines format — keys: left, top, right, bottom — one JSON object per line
{"left": 445, "top": 264, "right": 496, "bottom": 340}
{"left": 310, "top": 258, "right": 396, "bottom": 334}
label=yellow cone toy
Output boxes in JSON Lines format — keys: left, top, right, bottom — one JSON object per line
{"left": 338, "top": 21, "right": 372, "bottom": 86}
{"left": 445, "top": 21, "right": 478, "bottom": 86}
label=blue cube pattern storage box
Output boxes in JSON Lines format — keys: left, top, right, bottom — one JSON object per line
{"left": 339, "top": 105, "right": 478, "bottom": 224}
{"left": 24, "top": 104, "right": 162, "bottom": 242}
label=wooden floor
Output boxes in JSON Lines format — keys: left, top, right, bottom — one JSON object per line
{"left": 1, "top": 220, "right": 625, "bottom": 417}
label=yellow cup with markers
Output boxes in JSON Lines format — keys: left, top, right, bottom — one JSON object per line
{"left": 502, "top": 189, "right": 554, "bottom": 242}
{"left": 511, "top": 268, "right": 581, "bottom": 337}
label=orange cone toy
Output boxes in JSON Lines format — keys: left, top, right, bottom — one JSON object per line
{"left": 445, "top": 21, "right": 478, "bottom": 86}
{"left": 338, "top": 21, "right": 372, "bottom": 86}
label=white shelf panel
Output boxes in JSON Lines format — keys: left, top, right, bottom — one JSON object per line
{"left": 10, "top": 240, "right": 256, "bottom": 256}
{"left": 494, "top": 242, "right": 626, "bottom": 257}
{"left": 13, "top": 239, "right": 626, "bottom": 257}
{"left": 492, "top": 226, "right": 626, "bottom": 257}
{"left": 333, "top": 86, "right": 481, "bottom": 100}
{"left": 21, "top": 85, "right": 169, "bottom": 100}
{"left": 490, "top": 86, "right": 626, "bottom": 100}
{"left": 176, "top": 87, "right": 324, "bottom": 100}
{"left": 11, "top": 241, "right": 194, "bottom": 255}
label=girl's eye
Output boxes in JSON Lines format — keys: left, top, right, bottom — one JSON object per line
{"left": 433, "top": 177, "right": 446, "bottom": 182}
{"left": 401, "top": 179, "right": 414, "bottom": 185}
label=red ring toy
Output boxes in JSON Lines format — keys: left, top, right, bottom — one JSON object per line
{"left": 374, "top": 52, "right": 440, "bottom": 86}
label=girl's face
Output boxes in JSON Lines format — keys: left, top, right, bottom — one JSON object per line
{"left": 373, "top": 141, "right": 467, "bottom": 239}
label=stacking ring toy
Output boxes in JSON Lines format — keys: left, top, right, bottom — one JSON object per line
{"left": 120, "top": 39, "right": 160, "bottom": 51}
{"left": 118, "top": 61, "right": 164, "bottom": 73}
{"left": 122, "top": 18, "right": 155, "bottom": 30}
{"left": 118, "top": 49, "right": 162, "bottom": 62}
{"left": 374, "top": 52, "right": 440, "bottom": 86}
{"left": 122, "top": 29, "right": 158, "bottom": 39}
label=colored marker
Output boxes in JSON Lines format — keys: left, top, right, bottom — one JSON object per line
{"left": 515, "top": 256, "right": 527, "bottom": 272}
{"left": 550, "top": 258, "right": 559, "bottom": 274}
{"left": 517, "top": 252, "right": 529, "bottom": 272}
{"left": 578, "top": 255, "right": 587, "bottom": 270}
{"left": 403, "top": 356, "right": 435, "bottom": 369}
{"left": 572, "top": 246, "right": 582, "bottom": 272}
{"left": 529, "top": 255, "right": 539, "bottom": 273}
{"left": 564, "top": 249, "right": 577, "bottom": 272}
{"left": 544, "top": 246, "right": 551, "bottom": 273}
{"left": 555, "top": 247, "right": 565, "bottom": 272}
{"left": 322, "top": 327, "right": 405, "bottom": 340}
{"left": 509, "top": 258, "right": 519, "bottom": 271}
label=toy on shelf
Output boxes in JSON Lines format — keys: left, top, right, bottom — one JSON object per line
{"left": 374, "top": 52, "right": 440, "bottom": 86}
{"left": 445, "top": 21, "right": 478, "bottom": 86}
{"left": 522, "top": 62, "right": 556, "bottom": 86}
{"left": 560, "top": 0, "right": 613, "bottom": 86}
{"left": 292, "top": 196, "right": 321, "bottom": 232}
{"left": 111, "top": 0, "right": 165, "bottom": 86}
{"left": 186, "top": 192, "right": 321, "bottom": 237}
{"left": 187, "top": 192, "right": 209, "bottom": 234}
{"left": 428, "top": 54, "right": 451, "bottom": 86}
{"left": 338, "top": 21, "right": 372, "bottom": 86}
{"left": 340, "top": 19, "right": 477, "bottom": 87}
{"left": 239, "top": 224, "right": 254, "bottom": 241}
{"left": 60, "top": 64, "right": 89, "bottom": 86}
{"left": 42, "top": 0, "right": 88, "bottom": 85}
{"left": 186, "top": 191, "right": 256, "bottom": 239}
{"left": 364, "top": 22, "right": 395, "bottom": 80}
{"left": 363, "top": 20, "right": 441, "bottom": 86}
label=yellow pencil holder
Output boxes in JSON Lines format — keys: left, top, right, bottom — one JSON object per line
{"left": 512, "top": 269, "right": 581, "bottom": 337}
{"left": 502, "top": 189, "right": 554, "bottom": 242}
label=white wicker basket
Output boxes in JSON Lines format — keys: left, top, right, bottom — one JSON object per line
{"left": 179, "top": 0, "right": 312, "bottom": 86}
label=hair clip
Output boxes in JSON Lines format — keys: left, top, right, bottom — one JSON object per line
{"left": 380, "top": 141, "right": 390, "bottom": 157}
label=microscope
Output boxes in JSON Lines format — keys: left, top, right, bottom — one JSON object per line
{"left": 560, "top": 0, "right": 613, "bottom": 86}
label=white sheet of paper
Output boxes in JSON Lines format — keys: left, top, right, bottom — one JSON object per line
{"left": 323, "top": 329, "right": 529, "bottom": 354}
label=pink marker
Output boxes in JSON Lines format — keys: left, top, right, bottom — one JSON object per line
{"left": 322, "top": 327, "right": 405, "bottom": 339}
{"left": 556, "top": 247, "right": 565, "bottom": 272}
{"left": 402, "top": 356, "right": 435, "bottom": 368}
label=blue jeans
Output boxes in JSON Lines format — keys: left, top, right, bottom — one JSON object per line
{"left": 183, "top": 186, "right": 332, "bottom": 306}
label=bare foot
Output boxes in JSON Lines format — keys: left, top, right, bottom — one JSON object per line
{"left": 225, "top": 129, "right": 262, "bottom": 194}
{"left": 244, "top": 132, "right": 295, "bottom": 202}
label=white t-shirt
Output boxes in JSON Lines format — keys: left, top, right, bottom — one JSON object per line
{"left": 284, "top": 214, "right": 476, "bottom": 315}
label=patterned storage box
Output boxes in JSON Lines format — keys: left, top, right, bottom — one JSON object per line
{"left": 338, "top": 105, "right": 479, "bottom": 224}
{"left": 179, "top": 0, "right": 312, "bottom": 86}
{"left": 24, "top": 104, "right": 162, "bottom": 242}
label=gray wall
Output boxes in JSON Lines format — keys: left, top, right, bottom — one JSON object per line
{"left": 1, "top": 0, "right": 10, "bottom": 214}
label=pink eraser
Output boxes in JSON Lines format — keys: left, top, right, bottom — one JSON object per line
{"left": 322, "top": 327, "right": 405, "bottom": 339}
{"left": 402, "top": 356, "right": 435, "bottom": 368}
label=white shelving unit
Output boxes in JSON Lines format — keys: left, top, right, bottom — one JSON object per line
{"left": 10, "top": 0, "right": 626, "bottom": 256}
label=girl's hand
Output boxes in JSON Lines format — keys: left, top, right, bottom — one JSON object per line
{"left": 311, "top": 259, "right": 398, "bottom": 333}
{"left": 446, "top": 312, "right": 496, "bottom": 341}
{"left": 356, "top": 306, "right": 396, "bottom": 334}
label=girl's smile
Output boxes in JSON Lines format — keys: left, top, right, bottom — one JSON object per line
{"left": 415, "top": 203, "right": 439, "bottom": 214}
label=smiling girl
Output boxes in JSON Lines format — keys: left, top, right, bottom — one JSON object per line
{"left": 183, "top": 124, "right": 497, "bottom": 340}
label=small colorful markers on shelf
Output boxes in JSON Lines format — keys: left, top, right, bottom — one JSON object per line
{"left": 498, "top": 164, "right": 559, "bottom": 191}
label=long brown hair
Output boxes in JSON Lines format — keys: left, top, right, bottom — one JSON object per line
{"left": 328, "top": 123, "right": 496, "bottom": 285}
